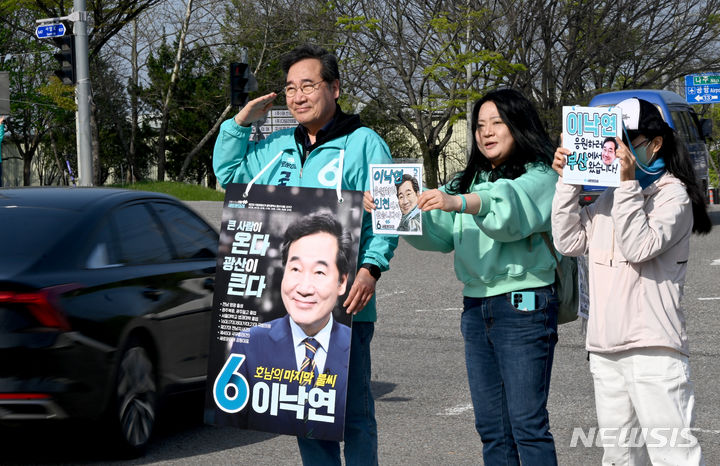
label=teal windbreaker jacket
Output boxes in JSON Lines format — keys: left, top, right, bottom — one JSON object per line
{"left": 213, "top": 113, "right": 398, "bottom": 322}
{"left": 405, "top": 163, "right": 558, "bottom": 298}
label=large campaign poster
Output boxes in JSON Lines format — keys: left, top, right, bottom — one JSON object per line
{"left": 562, "top": 106, "right": 623, "bottom": 187}
{"left": 370, "top": 163, "right": 423, "bottom": 235}
{"left": 204, "top": 184, "right": 364, "bottom": 441}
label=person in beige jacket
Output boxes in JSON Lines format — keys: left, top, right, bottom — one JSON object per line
{"left": 551, "top": 97, "right": 711, "bottom": 466}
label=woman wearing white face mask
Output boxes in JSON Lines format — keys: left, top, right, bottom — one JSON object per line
{"left": 551, "top": 98, "right": 711, "bottom": 465}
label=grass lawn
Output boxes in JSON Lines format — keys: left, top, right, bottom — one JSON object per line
{"left": 112, "top": 181, "right": 225, "bottom": 201}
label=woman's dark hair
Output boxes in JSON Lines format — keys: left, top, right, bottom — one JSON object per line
{"left": 627, "top": 124, "right": 711, "bottom": 234}
{"left": 447, "top": 88, "right": 554, "bottom": 194}
{"left": 395, "top": 174, "right": 419, "bottom": 195}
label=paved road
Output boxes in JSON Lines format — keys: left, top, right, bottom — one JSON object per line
{"left": 3, "top": 202, "right": 719, "bottom": 465}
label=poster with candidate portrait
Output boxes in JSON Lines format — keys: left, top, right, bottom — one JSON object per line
{"left": 204, "top": 184, "right": 364, "bottom": 442}
{"left": 561, "top": 106, "right": 623, "bottom": 187}
{"left": 370, "top": 163, "right": 423, "bottom": 235}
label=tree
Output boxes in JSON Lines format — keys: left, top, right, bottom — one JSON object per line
{"left": 358, "top": 100, "right": 419, "bottom": 160}
{"left": 0, "top": 6, "right": 76, "bottom": 186}
{"left": 333, "top": 0, "right": 720, "bottom": 186}
{"left": 29, "top": 0, "right": 166, "bottom": 58}
{"left": 483, "top": 0, "right": 720, "bottom": 134}
{"left": 190, "top": 0, "right": 339, "bottom": 186}
{"left": 221, "top": 0, "right": 339, "bottom": 94}
{"left": 90, "top": 54, "right": 145, "bottom": 184}
{"left": 153, "top": 0, "right": 194, "bottom": 182}
{"left": 699, "top": 103, "right": 720, "bottom": 188}
{"left": 2, "top": 0, "right": 167, "bottom": 185}
{"left": 333, "top": 0, "right": 520, "bottom": 187}
{"left": 140, "top": 39, "right": 226, "bottom": 183}
{"left": 106, "top": 0, "right": 232, "bottom": 184}
{"left": 165, "top": 47, "right": 226, "bottom": 186}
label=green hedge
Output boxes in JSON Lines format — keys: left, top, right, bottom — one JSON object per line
{"left": 111, "top": 181, "right": 225, "bottom": 201}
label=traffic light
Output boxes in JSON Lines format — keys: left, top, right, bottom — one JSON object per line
{"left": 230, "top": 62, "right": 250, "bottom": 107}
{"left": 0, "top": 71, "right": 9, "bottom": 115}
{"left": 229, "top": 62, "right": 257, "bottom": 107}
{"left": 53, "top": 35, "right": 76, "bottom": 85}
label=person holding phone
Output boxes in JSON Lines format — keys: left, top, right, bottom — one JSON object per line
{"left": 367, "top": 88, "right": 560, "bottom": 465}
{"left": 551, "top": 97, "right": 710, "bottom": 465}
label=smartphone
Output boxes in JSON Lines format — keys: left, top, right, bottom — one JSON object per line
{"left": 511, "top": 291, "right": 537, "bottom": 311}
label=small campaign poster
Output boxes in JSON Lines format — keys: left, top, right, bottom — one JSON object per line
{"left": 204, "top": 184, "right": 364, "bottom": 442}
{"left": 562, "top": 106, "right": 623, "bottom": 187}
{"left": 370, "top": 163, "right": 423, "bottom": 235}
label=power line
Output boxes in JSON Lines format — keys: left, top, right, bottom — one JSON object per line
{"left": 4, "top": 98, "right": 74, "bottom": 110}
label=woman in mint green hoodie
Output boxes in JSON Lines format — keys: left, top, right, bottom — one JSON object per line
{"left": 392, "top": 89, "right": 560, "bottom": 465}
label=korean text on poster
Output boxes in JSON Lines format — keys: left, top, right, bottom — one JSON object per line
{"left": 562, "top": 106, "right": 622, "bottom": 187}
{"left": 204, "top": 184, "right": 363, "bottom": 443}
{"left": 370, "top": 163, "right": 423, "bottom": 235}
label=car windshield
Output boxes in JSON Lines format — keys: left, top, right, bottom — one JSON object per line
{"left": 0, "top": 208, "right": 77, "bottom": 273}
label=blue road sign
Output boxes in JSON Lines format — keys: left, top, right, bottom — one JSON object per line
{"left": 35, "top": 23, "right": 66, "bottom": 39}
{"left": 685, "top": 74, "right": 720, "bottom": 104}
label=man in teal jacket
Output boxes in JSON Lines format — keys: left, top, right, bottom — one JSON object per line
{"left": 213, "top": 44, "right": 397, "bottom": 466}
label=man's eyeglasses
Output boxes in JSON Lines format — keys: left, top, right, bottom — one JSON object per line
{"left": 283, "top": 81, "right": 325, "bottom": 98}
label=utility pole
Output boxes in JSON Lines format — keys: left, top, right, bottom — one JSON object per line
{"left": 37, "top": 4, "right": 93, "bottom": 186}
{"left": 73, "top": 0, "right": 92, "bottom": 186}
{"left": 465, "top": 0, "right": 473, "bottom": 162}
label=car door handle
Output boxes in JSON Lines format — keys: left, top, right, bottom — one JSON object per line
{"left": 143, "top": 288, "right": 163, "bottom": 301}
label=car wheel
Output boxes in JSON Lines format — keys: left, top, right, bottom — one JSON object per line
{"left": 110, "top": 338, "right": 157, "bottom": 457}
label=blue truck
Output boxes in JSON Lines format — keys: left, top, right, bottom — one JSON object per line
{"left": 579, "top": 89, "right": 713, "bottom": 205}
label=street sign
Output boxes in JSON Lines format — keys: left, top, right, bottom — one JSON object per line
{"left": 251, "top": 107, "right": 298, "bottom": 141}
{"left": 685, "top": 74, "right": 720, "bottom": 104}
{"left": 35, "top": 23, "right": 66, "bottom": 39}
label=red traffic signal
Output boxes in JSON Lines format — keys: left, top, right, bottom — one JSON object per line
{"left": 230, "top": 62, "right": 250, "bottom": 107}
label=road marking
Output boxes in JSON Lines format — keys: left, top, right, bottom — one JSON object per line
{"left": 376, "top": 290, "right": 407, "bottom": 298}
{"left": 693, "top": 428, "right": 720, "bottom": 434}
{"left": 416, "top": 307, "right": 462, "bottom": 313}
{"left": 437, "top": 403, "right": 473, "bottom": 416}
{"left": 698, "top": 297, "right": 720, "bottom": 301}
{"left": 711, "top": 259, "right": 720, "bottom": 266}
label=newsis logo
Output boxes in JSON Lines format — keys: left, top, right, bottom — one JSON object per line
{"left": 569, "top": 427, "right": 699, "bottom": 448}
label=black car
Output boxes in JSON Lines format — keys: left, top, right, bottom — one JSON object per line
{"left": 0, "top": 187, "right": 218, "bottom": 456}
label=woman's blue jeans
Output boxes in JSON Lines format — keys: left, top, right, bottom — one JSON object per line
{"left": 461, "top": 285, "right": 559, "bottom": 465}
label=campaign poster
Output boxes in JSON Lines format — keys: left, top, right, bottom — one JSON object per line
{"left": 204, "top": 184, "right": 364, "bottom": 442}
{"left": 562, "top": 106, "right": 623, "bottom": 187}
{"left": 370, "top": 163, "right": 423, "bottom": 235}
